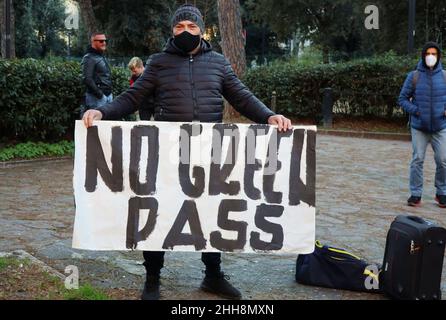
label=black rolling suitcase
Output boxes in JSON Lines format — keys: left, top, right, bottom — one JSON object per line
{"left": 381, "top": 215, "right": 446, "bottom": 300}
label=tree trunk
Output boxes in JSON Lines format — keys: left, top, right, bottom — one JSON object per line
{"left": 0, "top": 0, "right": 15, "bottom": 58}
{"left": 322, "top": 46, "right": 330, "bottom": 64}
{"left": 74, "top": 0, "right": 98, "bottom": 37}
{"left": 0, "top": 0, "right": 3, "bottom": 57}
{"left": 217, "top": 0, "right": 246, "bottom": 121}
{"left": 292, "top": 31, "right": 300, "bottom": 58}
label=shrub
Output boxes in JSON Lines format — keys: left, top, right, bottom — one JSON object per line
{"left": 0, "top": 59, "right": 129, "bottom": 141}
{"left": 0, "top": 54, "right": 422, "bottom": 142}
{"left": 243, "top": 53, "right": 420, "bottom": 120}
{"left": 0, "top": 141, "right": 74, "bottom": 161}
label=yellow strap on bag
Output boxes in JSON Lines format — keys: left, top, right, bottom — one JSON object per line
{"left": 315, "top": 240, "right": 362, "bottom": 261}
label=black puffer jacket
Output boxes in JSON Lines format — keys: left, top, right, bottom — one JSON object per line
{"left": 96, "top": 39, "right": 275, "bottom": 124}
{"left": 81, "top": 46, "right": 113, "bottom": 98}
{"left": 130, "top": 73, "right": 154, "bottom": 121}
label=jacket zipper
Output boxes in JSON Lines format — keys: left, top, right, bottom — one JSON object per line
{"left": 189, "top": 54, "right": 199, "bottom": 122}
{"left": 430, "top": 70, "right": 434, "bottom": 132}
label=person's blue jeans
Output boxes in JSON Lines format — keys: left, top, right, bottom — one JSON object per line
{"left": 85, "top": 93, "right": 113, "bottom": 108}
{"left": 410, "top": 127, "right": 446, "bottom": 197}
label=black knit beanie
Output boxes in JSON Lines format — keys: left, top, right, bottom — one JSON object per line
{"left": 171, "top": 4, "right": 205, "bottom": 33}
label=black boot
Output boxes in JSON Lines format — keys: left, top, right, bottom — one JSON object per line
{"left": 200, "top": 271, "right": 242, "bottom": 300}
{"left": 141, "top": 275, "right": 160, "bottom": 300}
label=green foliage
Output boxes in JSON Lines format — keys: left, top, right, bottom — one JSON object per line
{"left": 0, "top": 255, "right": 109, "bottom": 300}
{"left": 243, "top": 53, "right": 419, "bottom": 119}
{"left": 0, "top": 141, "right": 74, "bottom": 161}
{"left": 14, "top": 0, "right": 68, "bottom": 58}
{"left": 276, "top": 46, "right": 324, "bottom": 67}
{"left": 0, "top": 257, "right": 19, "bottom": 270}
{"left": 246, "top": 0, "right": 446, "bottom": 62}
{"left": 63, "top": 284, "right": 109, "bottom": 300}
{"left": 0, "top": 58, "right": 129, "bottom": 141}
{"left": 88, "top": 0, "right": 222, "bottom": 57}
{"left": 246, "top": 0, "right": 360, "bottom": 62}
{"left": 91, "top": 0, "right": 177, "bottom": 56}
{"left": 14, "top": 0, "right": 40, "bottom": 58}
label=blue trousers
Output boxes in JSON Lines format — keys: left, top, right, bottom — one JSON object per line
{"left": 410, "top": 127, "right": 446, "bottom": 197}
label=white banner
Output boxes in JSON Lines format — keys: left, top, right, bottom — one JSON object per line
{"left": 72, "top": 120, "right": 316, "bottom": 254}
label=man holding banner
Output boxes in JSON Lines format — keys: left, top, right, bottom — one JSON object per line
{"left": 82, "top": 4, "right": 294, "bottom": 300}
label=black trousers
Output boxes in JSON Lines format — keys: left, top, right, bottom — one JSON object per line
{"left": 143, "top": 251, "right": 221, "bottom": 276}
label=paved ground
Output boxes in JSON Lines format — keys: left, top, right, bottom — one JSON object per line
{"left": 1, "top": 135, "right": 445, "bottom": 300}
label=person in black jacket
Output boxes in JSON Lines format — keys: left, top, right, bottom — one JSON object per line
{"left": 82, "top": 4, "right": 293, "bottom": 301}
{"left": 81, "top": 32, "right": 113, "bottom": 111}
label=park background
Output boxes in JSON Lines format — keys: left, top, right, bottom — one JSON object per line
{"left": 0, "top": 0, "right": 442, "bottom": 161}
{"left": 1, "top": 0, "right": 446, "bottom": 301}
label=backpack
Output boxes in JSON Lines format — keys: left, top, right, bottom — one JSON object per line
{"left": 412, "top": 70, "right": 446, "bottom": 89}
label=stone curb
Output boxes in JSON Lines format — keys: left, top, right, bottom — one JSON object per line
{"left": 0, "top": 250, "right": 66, "bottom": 280}
{"left": 318, "top": 129, "right": 411, "bottom": 141}
{"left": 0, "top": 156, "right": 73, "bottom": 168}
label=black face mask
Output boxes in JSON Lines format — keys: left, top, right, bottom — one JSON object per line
{"left": 173, "top": 31, "right": 201, "bottom": 54}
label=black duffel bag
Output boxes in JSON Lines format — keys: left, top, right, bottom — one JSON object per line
{"left": 295, "top": 241, "right": 382, "bottom": 293}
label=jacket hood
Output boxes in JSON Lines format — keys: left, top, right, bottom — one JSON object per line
{"left": 417, "top": 59, "right": 443, "bottom": 73}
{"left": 163, "top": 37, "right": 213, "bottom": 56}
{"left": 421, "top": 41, "right": 442, "bottom": 70}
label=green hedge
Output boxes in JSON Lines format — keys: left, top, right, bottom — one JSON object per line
{"left": 0, "top": 141, "right": 74, "bottom": 161}
{"left": 243, "top": 53, "right": 420, "bottom": 119}
{"left": 0, "top": 59, "right": 129, "bottom": 141}
{"left": 0, "top": 54, "right": 424, "bottom": 143}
